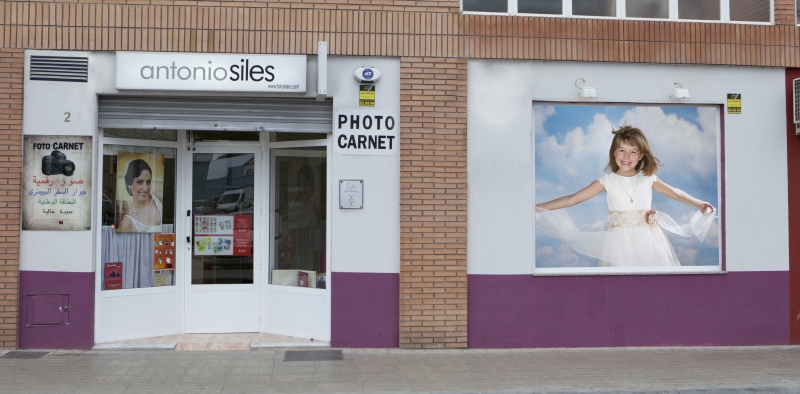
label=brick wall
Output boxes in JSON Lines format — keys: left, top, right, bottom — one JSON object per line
{"left": 1, "top": 3, "right": 800, "bottom": 66}
{"left": 399, "top": 57, "right": 467, "bottom": 348}
{"left": 0, "top": 49, "right": 22, "bottom": 349}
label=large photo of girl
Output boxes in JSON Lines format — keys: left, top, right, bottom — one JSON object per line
{"left": 534, "top": 105, "right": 721, "bottom": 269}
{"left": 115, "top": 152, "right": 165, "bottom": 233}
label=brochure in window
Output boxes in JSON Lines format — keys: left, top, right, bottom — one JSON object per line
{"left": 153, "top": 233, "right": 176, "bottom": 270}
{"left": 193, "top": 214, "right": 252, "bottom": 256}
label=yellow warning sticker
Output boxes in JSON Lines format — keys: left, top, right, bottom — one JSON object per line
{"left": 727, "top": 93, "right": 741, "bottom": 114}
{"left": 359, "top": 85, "right": 375, "bottom": 107}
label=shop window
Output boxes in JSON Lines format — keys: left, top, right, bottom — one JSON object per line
{"left": 518, "top": 0, "right": 561, "bottom": 14}
{"left": 193, "top": 131, "right": 259, "bottom": 143}
{"left": 463, "top": 0, "right": 508, "bottom": 13}
{"left": 533, "top": 104, "right": 722, "bottom": 274}
{"left": 270, "top": 132, "right": 328, "bottom": 142}
{"left": 729, "top": 0, "right": 770, "bottom": 22}
{"left": 101, "top": 144, "right": 177, "bottom": 290}
{"left": 104, "top": 129, "right": 178, "bottom": 142}
{"left": 626, "top": 0, "right": 669, "bottom": 19}
{"left": 573, "top": 0, "right": 616, "bottom": 17}
{"left": 464, "top": 0, "right": 771, "bottom": 23}
{"left": 677, "top": 0, "right": 720, "bottom": 20}
{"left": 271, "top": 147, "right": 327, "bottom": 289}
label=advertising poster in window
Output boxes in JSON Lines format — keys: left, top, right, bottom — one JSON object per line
{"left": 534, "top": 105, "right": 720, "bottom": 269}
{"left": 115, "top": 152, "right": 165, "bottom": 233}
{"left": 22, "top": 135, "right": 93, "bottom": 231}
{"left": 153, "top": 233, "right": 176, "bottom": 270}
{"left": 193, "top": 215, "right": 252, "bottom": 256}
{"left": 104, "top": 262, "right": 123, "bottom": 290}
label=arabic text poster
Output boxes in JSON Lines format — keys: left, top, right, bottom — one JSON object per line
{"left": 22, "top": 135, "right": 93, "bottom": 230}
{"left": 193, "top": 215, "right": 252, "bottom": 256}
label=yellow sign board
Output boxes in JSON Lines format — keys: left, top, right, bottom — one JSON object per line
{"left": 359, "top": 85, "right": 375, "bottom": 107}
{"left": 727, "top": 93, "right": 741, "bottom": 114}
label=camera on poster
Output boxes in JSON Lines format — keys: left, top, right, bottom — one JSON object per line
{"left": 42, "top": 150, "right": 76, "bottom": 176}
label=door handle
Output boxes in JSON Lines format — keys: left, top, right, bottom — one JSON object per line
{"left": 187, "top": 236, "right": 191, "bottom": 243}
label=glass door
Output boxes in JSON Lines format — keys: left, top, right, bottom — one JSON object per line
{"left": 265, "top": 147, "right": 330, "bottom": 339}
{"left": 185, "top": 147, "right": 261, "bottom": 333}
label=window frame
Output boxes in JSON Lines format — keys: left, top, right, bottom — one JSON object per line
{"left": 462, "top": 0, "right": 774, "bottom": 25}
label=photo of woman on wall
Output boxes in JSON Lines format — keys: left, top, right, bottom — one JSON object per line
{"left": 116, "top": 153, "right": 165, "bottom": 233}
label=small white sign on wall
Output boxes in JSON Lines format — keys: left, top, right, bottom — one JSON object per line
{"left": 339, "top": 180, "right": 363, "bottom": 209}
{"left": 334, "top": 108, "right": 399, "bottom": 155}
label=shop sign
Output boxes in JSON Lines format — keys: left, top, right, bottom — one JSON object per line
{"left": 334, "top": 108, "right": 399, "bottom": 155}
{"left": 22, "top": 135, "right": 92, "bottom": 231}
{"left": 116, "top": 52, "right": 307, "bottom": 93}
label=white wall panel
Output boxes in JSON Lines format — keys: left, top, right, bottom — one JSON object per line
{"left": 329, "top": 57, "right": 400, "bottom": 274}
{"left": 467, "top": 60, "right": 787, "bottom": 274}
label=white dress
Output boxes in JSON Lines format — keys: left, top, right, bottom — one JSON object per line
{"left": 536, "top": 172, "right": 715, "bottom": 267}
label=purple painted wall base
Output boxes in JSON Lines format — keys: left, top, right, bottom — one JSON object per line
{"left": 331, "top": 272, "right": 398, "bottom": 348}
{"left": 18, "top": 271, "right": 94, "bottom": 350}
{"left": 468, "top": 272, "right": 789, "bottom": 348}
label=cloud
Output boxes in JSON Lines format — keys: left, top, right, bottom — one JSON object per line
{"left": 535, "top": 113, "right": 613, "bottom": 183}
{"left": 618, "top": 107, "right": 717, "bottom": 181}
{"left": 536, "top": 244, "right": 589, "bottom": 267}
{"left": 534, "top": 106, "right": 556, "bottom": 138}
{"left": 675, "top": 246, "right": 698, "bottom": 266}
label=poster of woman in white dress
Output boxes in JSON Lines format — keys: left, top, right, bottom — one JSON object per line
{"left": 534, "top": 105, "right": 721, "bottom": 268}
{"left": 115, "top": 152, "right": 165, "bottom": 233}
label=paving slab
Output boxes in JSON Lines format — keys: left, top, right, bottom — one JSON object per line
{"left": 0, "top": 346, "right": 799, "bottom": 393}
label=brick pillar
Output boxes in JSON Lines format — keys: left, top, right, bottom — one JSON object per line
{"left": 399, "top": 57, "right": 468, "bottom": 349}
{"left": 0, "top": 49, "right": 22, "bottom": 349}
{"left": 775, "top": 0, "right": 796, "bottom": 25}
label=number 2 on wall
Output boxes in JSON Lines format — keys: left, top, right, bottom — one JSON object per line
{"left": 64, "top": 112, "right": 71, "bottom": 122}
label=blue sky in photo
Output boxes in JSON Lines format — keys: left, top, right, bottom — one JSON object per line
{"left": 534, "top": 105, "right": 720, "bottom": 268}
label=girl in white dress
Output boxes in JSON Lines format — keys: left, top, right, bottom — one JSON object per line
{"left": 535, "top": 126, "right": 715, "bottom": 267}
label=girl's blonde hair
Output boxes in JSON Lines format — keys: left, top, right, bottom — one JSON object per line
{"left": 606, "top": 126, "right": 660, "bottom": 176}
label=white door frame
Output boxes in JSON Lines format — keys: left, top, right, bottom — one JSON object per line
{"left": 183, "top": 143, "right": 263, "bottom": 333}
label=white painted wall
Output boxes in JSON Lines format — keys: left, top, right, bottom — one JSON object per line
{"left": 467, "top": 60, "right": 787, "bottom": 274}
{"left": 22, "top": 50, "right": 99, "bottom": 272}
{"left": 329, "top": 57, "right": 400, "bottom": 274}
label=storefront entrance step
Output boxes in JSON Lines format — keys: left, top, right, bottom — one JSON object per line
{"left": 251, "top": 341, "right": 330, "bottom": 349}
{"left": 91, "top": 343, "right": 176, "bottom": 350}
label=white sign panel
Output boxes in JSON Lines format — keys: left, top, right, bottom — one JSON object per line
{"left": 334, "top": 108, "right": 399, "bottom": 155}
{"left": 116, "top": 52, "right": 307, "bottom": 93}
{"left": 339, "top": 180, "right": 363, "bottom": 209}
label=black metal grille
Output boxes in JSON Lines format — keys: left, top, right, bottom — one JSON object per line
{"left": 283, "top": 350, "right": 342, "bottom": 361}
{"left": 0, "top": 351, "right": 49, "bottom": 359}
{"left": 30, "top": 56, "right": 88, "bottom": 83}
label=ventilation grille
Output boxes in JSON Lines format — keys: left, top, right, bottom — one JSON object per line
{"left": 30, "top": 56, "right": 88, "bottom": 83}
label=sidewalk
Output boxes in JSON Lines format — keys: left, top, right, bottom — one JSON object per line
{"left": 1, "top": 346, "right": 800, "bottom": 393}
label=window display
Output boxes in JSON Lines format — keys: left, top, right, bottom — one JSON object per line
{"left": 101, "top": 144, "right": 176, "bottom": 289}
{"left": 271, "top": 150, "right": 327, "bottom": 289}
{"left": 534, "top": 105, "right": 721, "bottom": 271}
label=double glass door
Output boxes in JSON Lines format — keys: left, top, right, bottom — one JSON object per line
{"left": 182, "top": 135, "right": 329, "bottom": 338}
